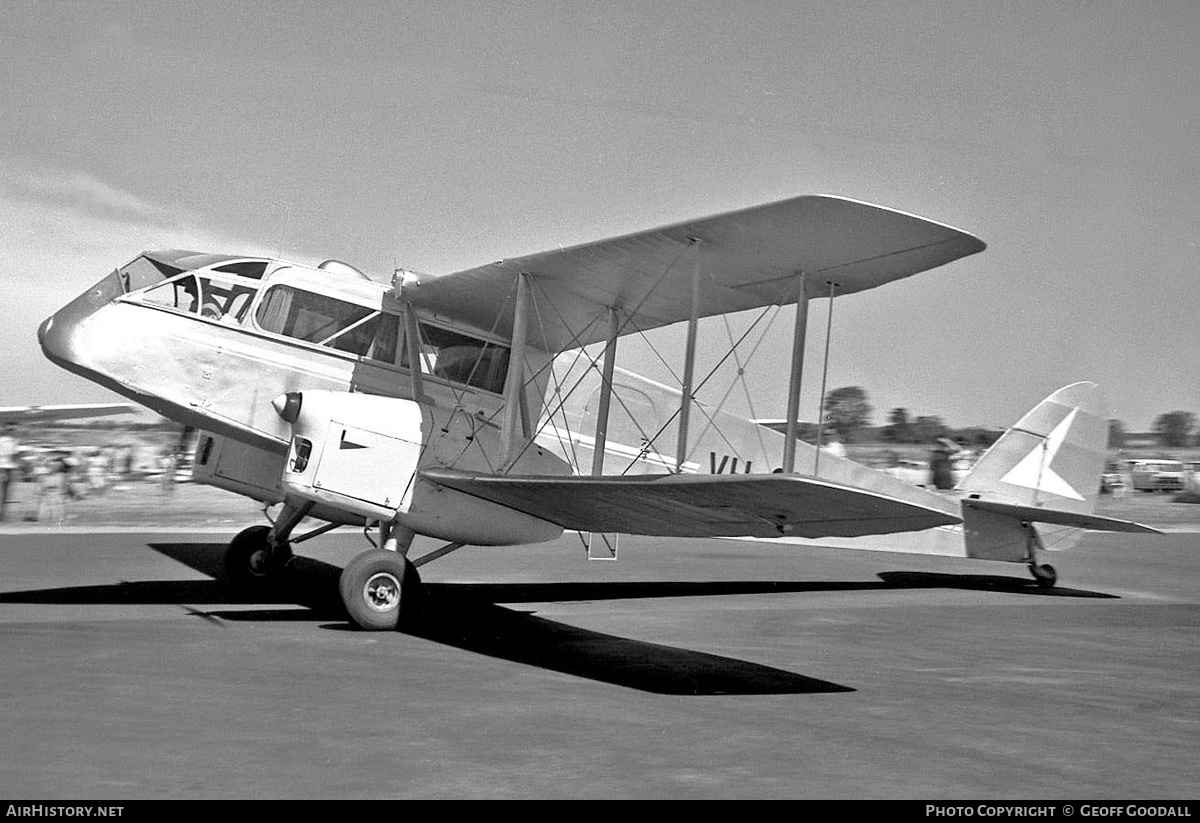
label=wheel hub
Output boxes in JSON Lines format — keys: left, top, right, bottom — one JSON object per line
{"left": 364, "top": 572, "right": 401, "bottom": 612}
{"left": 247, "top": 549, "right": 271, "bottom": 576}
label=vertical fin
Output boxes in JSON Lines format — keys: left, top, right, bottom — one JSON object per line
{"left": 958, "top": 382, "right": 1107, "bottom": 516}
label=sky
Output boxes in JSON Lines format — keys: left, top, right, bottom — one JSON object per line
{"left": 2, "top": 0, "right": 1197, "bottom": 431}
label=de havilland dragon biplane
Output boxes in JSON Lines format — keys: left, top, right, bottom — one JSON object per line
{"left": 37, "top": 195, "right": 1158, "bottom": 630}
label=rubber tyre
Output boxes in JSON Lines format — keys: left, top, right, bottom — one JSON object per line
{"left": 339, "top": 550, "right": 423, "bottom": 631}
{"left": 224, "top": 525, "right": 291, "bottom": 589}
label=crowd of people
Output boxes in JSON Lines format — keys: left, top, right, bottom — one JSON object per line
{"left": 0, "top": 425, "right": 189, "bottom": 523}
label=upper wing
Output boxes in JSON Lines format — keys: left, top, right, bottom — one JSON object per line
{"left": 422, "top": 468, "right": 962, "bottom": 539}
{"left": 403, "top": 195, "right": 985, "bottom": 352}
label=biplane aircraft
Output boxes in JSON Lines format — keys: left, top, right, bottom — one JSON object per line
{"left": 37, "top": 195, "right": 1157, "bottom": 630}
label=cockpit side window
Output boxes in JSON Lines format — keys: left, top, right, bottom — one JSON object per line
{"left": 118, "top": 256, "right": 184, "bottom": 293}
{"left": 198, "top": 278, "right": 258, "bottom": 323}
{"left": 140, "top": 272, "right": 201, "bottom": 313}
{"left": 257, "top": 286, "right": 371, "bottom": 344}
{"left": 254, "top": 285, "right": 403, "bottom": 364}
{"left": 418, "top": 323, "right": 509, "bottom": 394}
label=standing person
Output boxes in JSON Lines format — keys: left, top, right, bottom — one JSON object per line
{"left": 159, "top": 445, "right": 177, "bottom": 496}
{"left": 928, "top": 438, "right": 959, "bottom": 490}
{"left": 33, "top": 452, "right": 68, "bottom": 524}
{"left": 821, "top": 430, "right": 847, "bottom": 459}
{"left": 0, "top": 425, "right": 18, "bottom": 521}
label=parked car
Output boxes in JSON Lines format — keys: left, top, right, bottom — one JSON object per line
{"left": 1100, "top": 464, "right": 1126, "bottom": 495}
{"left": 1129, "top": 460, "right": 1185, "bottom": 492}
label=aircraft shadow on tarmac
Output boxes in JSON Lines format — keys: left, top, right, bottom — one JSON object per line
{"left": 0, "top": 541, "right": 1116, "bottom": 696}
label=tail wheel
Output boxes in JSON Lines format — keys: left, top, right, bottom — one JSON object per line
{"left": 224, "top": 525, "right": 292, "bottom": 589}
{"left": 1030, "top": 563, "right": 1057, "bottom": 589}
{"left": 339, "top": 549, "right": 424, "bottom": 631}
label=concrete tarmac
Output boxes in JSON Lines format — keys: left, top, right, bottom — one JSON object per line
{"left": 0, "top": 505, "right": 1196, "bottom": 798}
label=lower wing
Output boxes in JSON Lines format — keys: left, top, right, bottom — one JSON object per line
{"left": 421, "top": 469, "right": 962, "bottom": 539}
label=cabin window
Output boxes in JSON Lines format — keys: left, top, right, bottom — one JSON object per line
{"left": 255, "top": 285, "right": 402, "bottom": 364}
{"left": 417, "top": 323, "right": 509, "bottom": 394}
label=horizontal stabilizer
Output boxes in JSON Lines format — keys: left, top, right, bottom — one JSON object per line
{"left": 421, "top": 468, "right": 962, "bottom": 539}
{"left": 963, "top": 499, "right": 1161, "bottom": 534}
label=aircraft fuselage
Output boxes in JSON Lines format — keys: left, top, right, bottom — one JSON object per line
{"left": 38, "top": 253, "right": 571, "bottom": 543}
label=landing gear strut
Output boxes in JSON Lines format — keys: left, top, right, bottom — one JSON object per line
{"left": 222, "top": 498, "right": 312, "bottom": 589}
{"left": 1023, "top": 522, "right": 1057, "bottom": 589}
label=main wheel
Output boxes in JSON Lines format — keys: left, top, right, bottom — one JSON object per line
{"left": 1030, "top": 563, "right": 1057, "bottom": 589}
{"left": 339, "top": 550, "right": 423, "bottom": 631}
{"left": 224, "top": 525, "right": 292, "bottom": 589}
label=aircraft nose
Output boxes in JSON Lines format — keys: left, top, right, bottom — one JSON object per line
{"left": 39, "top": 268, "right": 125, "bottom": 369}
{"left": 38, "top": 310, "right": 77, "bottom": 367}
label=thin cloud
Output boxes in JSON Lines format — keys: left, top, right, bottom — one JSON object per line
{"left": 1, "top": 163, "right": 175, "bottom": 225}
{"left": 0, "top": 158, "right": 276, "bottom": 305}
{"left": 0, "top": 158, "right": 279, "bottom": 401}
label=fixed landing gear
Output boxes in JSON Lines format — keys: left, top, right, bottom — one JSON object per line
{"left": 224, "top": 506, "right": 446, "bottom": 630}
{"left": 223, "top": 498, "right": 313, "bottom": 589}
{"left": 223, "top": 524, "right": 293, "bottom": 588}
{"left": 338, "top": 521, "right": 427, "bottom": 631}
{"left": 338, "top": 549, "right": 424, "bottom": 631}
{"left": 1022, "top": 521, "right": 1057, "bottom": 589}
{"left": 1029, "top": 562, "right": 1058, "bottom": 589}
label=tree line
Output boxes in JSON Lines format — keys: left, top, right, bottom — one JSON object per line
{"left": 1110, "top": 412, "right": 1199, "bottom": 449}
{"left": 816, "top": 387, "right": 1199, "bottom": 450}
{"left": 812, "top": 386, "right": 998, "bottom": 447}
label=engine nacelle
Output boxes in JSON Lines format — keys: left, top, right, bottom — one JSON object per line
{"left": 280, "top": 390, "right": 423, "bottom": 520}
{"left": 193, "top": 431, "right": 287, "bottom": 505}
{"left": 278, "top": 390, "right": 566, "bottom": 545}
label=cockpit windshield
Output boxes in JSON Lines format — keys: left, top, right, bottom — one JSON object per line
{"left": 123, "top": 255, "right": 269, "bottom": 325}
